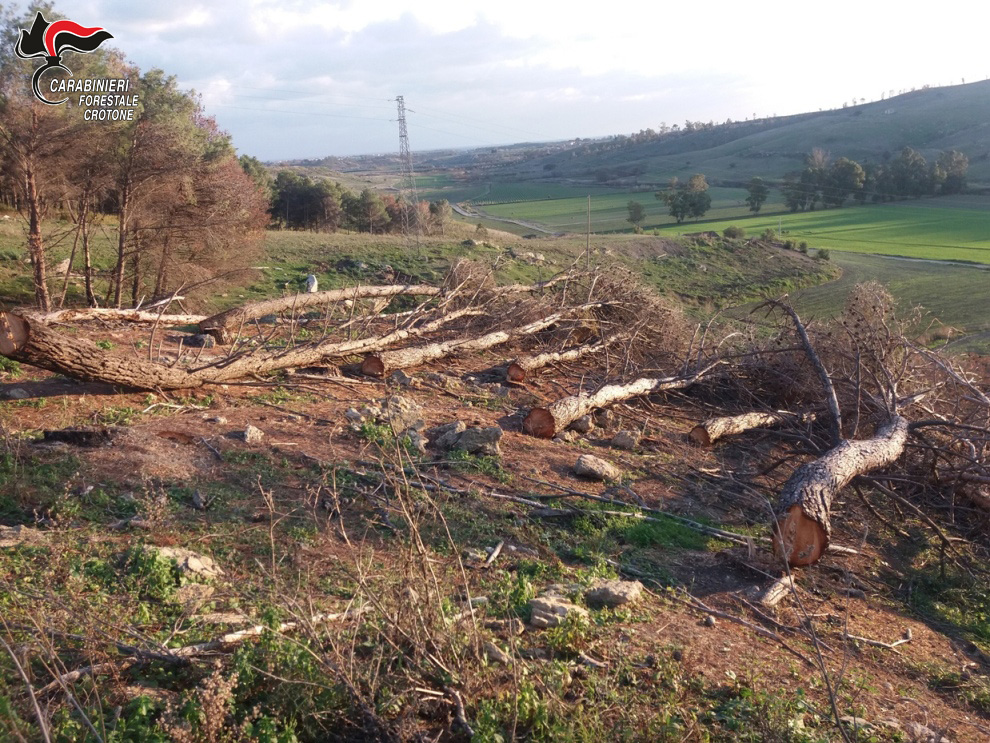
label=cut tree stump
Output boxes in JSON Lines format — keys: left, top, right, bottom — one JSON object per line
{"left": 773, "top": 416, "right": 908, "bottom": 566}
{"left": 522, "top": 365, "right": 717, "bottom": 439}
{"left": 689, "top": 410, "right": 812, "bottom": 447}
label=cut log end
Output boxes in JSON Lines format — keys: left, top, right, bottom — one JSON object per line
{"left": 0, "top": 312, "right": 29, "bottom": 356}
{"left": 773, "top": 505, "right": 828, "bottom": 567}
{"left": 506, "top": 362, "right": 526, "bottom": 384}
{"left": 522, "top": 408, "right": 556, "bottom": 439}
{"left": 688, "top": 425, "right": 712, "bottom": 448}
{"left": 360, "top": 355, "right": 386, "bottom": 378}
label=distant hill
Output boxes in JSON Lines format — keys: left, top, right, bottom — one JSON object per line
{"left": 284, "top": 80, "right": 990, "bottom": 191}
{"left": 484, "top": 80, "right": 990, "bottom": 188}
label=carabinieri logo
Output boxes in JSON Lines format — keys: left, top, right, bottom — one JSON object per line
{"left": 14, "top": 11, "right": 114, "bottom": 105}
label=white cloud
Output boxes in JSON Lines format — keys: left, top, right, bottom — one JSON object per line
{"left": 24, "top": 0, "right": 990, "bottom": 159}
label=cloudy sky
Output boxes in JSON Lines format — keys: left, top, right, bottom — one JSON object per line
{"left": 27, "top": 1, "right": 990, "bottom": 161}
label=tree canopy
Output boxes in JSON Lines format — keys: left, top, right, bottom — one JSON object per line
{"left": 656, "top": 174, "right": 711, "bottom": 223}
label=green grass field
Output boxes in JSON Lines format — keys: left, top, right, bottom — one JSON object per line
{"left": 419, "top": 178, "right": 624, "bottom": 206}
{"left": 479, "top": 187, "right": 784, "bottom": 233}
{"left": 790, "top": 251, "right": 990, "bottom": 351}
{"left": 472, "top": 188, "right": 990, "bottom": 264}
{"left": 655, "top": 198, "right": 990, "bottom": 265}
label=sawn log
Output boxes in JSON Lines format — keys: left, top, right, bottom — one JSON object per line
{"left": 505, "top": 337, "right": 614, "bottom": 383}
{"left": 773, "top": 416, "right": 908, "bottom": 566}
{"left": 522, "top": 364, "right": 717, "bottom": 438}
{"left": 689, "top": 410, "right": 813, "bottom": 447}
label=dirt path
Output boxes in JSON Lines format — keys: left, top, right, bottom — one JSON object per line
{"left": 452, "top": 202, "right": 560, "bottom": 234}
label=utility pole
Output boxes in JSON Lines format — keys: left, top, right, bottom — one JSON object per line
{"left": 395, "top": 95, "right": 421, "bottom": 253}
{"left": 586, "top": 195, "right": 591, "bottom": 269}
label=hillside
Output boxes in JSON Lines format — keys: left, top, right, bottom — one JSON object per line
{"left": 2, "top": 243, "right": 990, "bottom": 741}
{"left": 474, "top": 80, "right": 990, "bottom": 187}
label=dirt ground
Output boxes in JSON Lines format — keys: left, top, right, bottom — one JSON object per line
{"left": 2, "top": 322, "right": 990, "bottom": 742}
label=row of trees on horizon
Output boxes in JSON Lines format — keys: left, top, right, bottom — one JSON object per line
{"left": 240, "top": 165, "right": 452, "bottom": 237}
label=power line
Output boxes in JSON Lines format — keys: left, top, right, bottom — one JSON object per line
{"left": 396, "top": 95, "right": 422, "bottom": 252}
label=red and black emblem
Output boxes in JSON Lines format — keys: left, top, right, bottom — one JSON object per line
{"left": 14, "top": 12, "right": 113, "bottom": 105}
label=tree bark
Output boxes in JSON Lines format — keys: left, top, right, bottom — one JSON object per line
{"left": 80, "top": 201, "right": 96, "bottom": 307}
{"left": 0, "top": 305, "right": 477, "bottom": 390}
{"left": 523, "top": 365, "right": 718, "bottom": 438}
{"left": 773, "top": 416, "right": 908, "bottom": 567}
{"left": 689, "top": 411, "right": 812, "bottom": 447}
{"left": 506, "top": 338, "right": 614, "bottom": 383}
{"left": 198, "top": 284, "right": 443, "bottom": 343}
{"left": 29, "top": 307, "right": 205, "bottom": 326}
{"left": 360, "top": 309, "right": 577, "bottom": 377}
{"left": 25, "top": 162, "right": 51, "bottom": 311}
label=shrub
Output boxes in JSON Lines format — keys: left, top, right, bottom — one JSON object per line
{"left": 817, "top": 248, "right": 831, "bottom": 261}
{"left": 722, "top": 225, "right": 745, "bottom": 239}
{"left": 798, "top": 241, "right": 808, "bottom": 253}
{"left": 783, "top": 239, "right": 794, "bottom": 250}
{"left": 761, "top": 228, "right": 777, "bottom": 241}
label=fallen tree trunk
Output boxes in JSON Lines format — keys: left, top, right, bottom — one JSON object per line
{"left": 689, "top": 410, "right": 813, "bottom": 447}
{"left": 773, "top": 416, "right": 908, "bottom": 566}
{"left": 360, "top": 307, "right": 589, "bottom": 377}
{"left": 506, "top": 337, "right": 615, "bottom": 383}
{"left": 522, "top": 364, "right": 719, "bottom": 438}
{"left": 29, "top": 307, "right": 206, "bottom": 326}
{"left": 198, "top": 274, "right": 578, "bottom": 344}
{"left": 0, "top": 306, "right": 479, "bottom": 391}
{"left": 199, "top": 284, "right": 443, "bottom": 343}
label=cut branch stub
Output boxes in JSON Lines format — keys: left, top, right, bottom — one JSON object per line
{"left": 506, "top": 362, "right": 527, "bottom": 384}
{"left": 360, "top": 355, "right": 386, "bottom": 377}
{"left": 523, "top": 365, "right": 718, "bottom": 439}
{"left": 773, "top": 416, "right": 908, "bottom": 566}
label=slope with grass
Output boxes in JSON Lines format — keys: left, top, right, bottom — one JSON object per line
{"left": 486, "top": 80, "right": 990, "bottom": 186}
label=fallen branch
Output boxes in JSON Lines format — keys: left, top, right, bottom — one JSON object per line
{"left": 672, "top": 591, "right": 816, "bottom": 669}
{"left": 757, "top": 299, "right": 843, "bottom": 446}
{"left": 523, "top": 362, "right": 720, "bottom": 438}
{"left": 38, "top": 606, "right": 370, "bottom": 696}
{"left": 774, "top": 416, "right": 908, "bottom": 566}
{"left": 843, "top": 631, "right": 911, "bottom": 652}
{"left": 28, "top": 306, "right": 204, "bottom": 326}
{"left": 360, "top": 305, "right": 601, "bottom": 377}
{"left": 505, "top": 336, "right": 616, "bottom": 383}
{"left": 689, "top": 410, "right": 813, "bottom": 448}
{"left": 199, "top": 284, "right": 443, "bottom": 342}
{"left": 750, "top": 575, "right": 795, "bottom": 608}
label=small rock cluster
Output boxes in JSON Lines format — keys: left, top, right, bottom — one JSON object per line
{"left": 345, "top": 394, "right": 505, "bottom": 457}
{"left": 528, "top": 578, "right": 643, "bottom": 628}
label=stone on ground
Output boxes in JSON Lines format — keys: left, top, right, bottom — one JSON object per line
{"left": 573, "top": 454, "right": 622, "bottom": 481}
{"left": 529, "top": 595, "right": 589, "bottom": 628}
{"left": 455, "top": 426, "right": 503, "bottom": 456}
{"left": 585, "top": 579, "right": 644, "bottom": 608}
